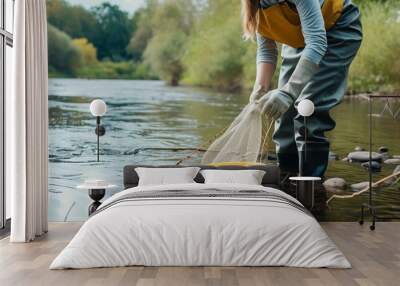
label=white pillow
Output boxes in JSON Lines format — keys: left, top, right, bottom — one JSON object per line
{"left": 135, "top": 167, "right": 201, "bottom": 186}
{"left": 200, "top": 169, "right": 266, "bottom": 185}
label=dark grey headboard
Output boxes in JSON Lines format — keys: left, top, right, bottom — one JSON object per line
{"left": 123, "top": 164, "right": 281, "bottom": 189}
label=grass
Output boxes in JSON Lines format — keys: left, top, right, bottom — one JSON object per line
{"left": 49, "top": 61, "right": 157, "bottom": 80}
{"left": 348, "top": 1, "right": 400, "bottom": 93}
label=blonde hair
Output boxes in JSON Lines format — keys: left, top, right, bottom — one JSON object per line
{"left": 241, "top": 0, "right": 259, "bottom": 40}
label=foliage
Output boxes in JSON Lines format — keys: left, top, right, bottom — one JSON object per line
{"left": 126, "top": 2, "right": 156, "bottom": 61}
{"left": 47, "top": 0, "right": 134, "bottom": 61}
{"left": 347, "top": 1, "right": 400, "bottom": 93}
{"left": 72, "top": 38, "right": 98, "bottom": 65}
{"left": 143, "top": 0, "right": 196, "bottom": 85}
{"left": 47, "top": 0, "right": 148, "bottom": 79}
{"left": 91, "top": 3, "right": 132, "bottom": 61}
{"left": 75, "top": 60, "right": 155, "bottom": 80}
{"left": 47, "top": 22, "right": 154, "bottom": 80}
{"left": 48, "top": 24, "right": 82, "bottom": 75}
{"left": 183, "top": 0, "right": 247, "bottom": 91}
{"left": 47, "top": 0, "right": 97, "bottom": 44}
{"left": 145, "top": 31, "right": 187, "bottom": 86}
{"left": 182, "top": 0, "right": 280, "bottom": 91}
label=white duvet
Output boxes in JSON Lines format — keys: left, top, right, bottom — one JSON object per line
{"left": 50, "top": 183, "right": 350, "bottom": 269}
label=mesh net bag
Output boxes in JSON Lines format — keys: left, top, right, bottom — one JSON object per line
{"left": 202, "top": 102, "right": 266, "bottom": 164}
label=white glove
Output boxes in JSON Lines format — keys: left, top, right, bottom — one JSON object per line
{"left": 258, "top": 57, "right": 319, "bottom": 120}
{"left": 249, "top": 84, "right": 268, "bottom": 103}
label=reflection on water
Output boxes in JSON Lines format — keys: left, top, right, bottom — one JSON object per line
{"left": 49, "top": 79, "right": 400, "bottom": 221}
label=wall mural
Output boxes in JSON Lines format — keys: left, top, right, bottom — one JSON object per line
{"left": 47, "top": 0, "right": 400, "bottom": 222}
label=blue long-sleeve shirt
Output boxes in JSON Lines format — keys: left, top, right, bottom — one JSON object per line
{"left": 257, "top": 0, "right": 336, "bottom": 65}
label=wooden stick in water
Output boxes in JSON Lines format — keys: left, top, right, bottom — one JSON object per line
{"left": 326, "top": 171, "right": 400, "bottom": 205}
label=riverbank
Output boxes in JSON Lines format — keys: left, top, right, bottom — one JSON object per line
{"left": 49, "top": 60, "right": 158, "bottom": 81}
{"left": 46, "top": 75, "right": 399, "bottom": 99}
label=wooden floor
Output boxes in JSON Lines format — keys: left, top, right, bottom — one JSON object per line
{"left": 0, "top": 222, "right": 399, "bottom": 286}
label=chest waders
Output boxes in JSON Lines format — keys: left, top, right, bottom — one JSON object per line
{"left": 257, "top": 0, "right": 362, "bottom": 177}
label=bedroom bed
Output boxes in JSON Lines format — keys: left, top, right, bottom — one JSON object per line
{"left": 50, "top": 164, "right": 350, "bottom": 269}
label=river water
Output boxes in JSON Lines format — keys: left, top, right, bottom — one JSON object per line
{"left": 48, "top": 79, "right": 400, "bottom": 221}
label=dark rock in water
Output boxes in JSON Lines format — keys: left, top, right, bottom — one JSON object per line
{"left": 123, "top": 148, "right": 140, "bottom": 155}
{"left": 378, "top": 146, "right": 389, "bottom": 153}
{"left": 380, "top": 152, "right": 391, "bottom": 161}
{"left": 384, "top": 158, "right": 400, "bottom": 165}
{"left": 348, "top": 151, "right": 383, "bottom": 163}
{"left": 361, "top": 161, "right": 381, "bottom": 172}
{"left": 354, "top": 146, "right": 364, "bottom": 151}
{"left": 323, "top": 178, "right": 347, "bottom": 192}
{"left": 351, "top": 181, "right": 370, "bottom": 191}
{"left": 329, "top": 151, "right": 339, "bottom": 161}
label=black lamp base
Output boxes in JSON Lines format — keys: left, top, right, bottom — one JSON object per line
{"left": 295, "top": 181, "right": 316, "bottom": 210}
{"left": 88, "top": 189, "right": 105, "bottom": 215}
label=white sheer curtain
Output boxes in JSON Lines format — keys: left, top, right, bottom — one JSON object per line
{"left": 8, "top": 0, "right": 48, "bottom": 242}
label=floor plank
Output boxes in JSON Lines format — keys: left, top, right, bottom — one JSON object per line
{"left": 0, "top": 222, "right": 399, "bottom": 286}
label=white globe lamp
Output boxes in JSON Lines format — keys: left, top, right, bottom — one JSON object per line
{"left": 90, "top": 99, "right": 107, "bottom": 117}
{"left": 90, "top": 99, "right": 107, "bottom": 162}
{"left": 297, "top": 99, "right": 315, "bottom": 117}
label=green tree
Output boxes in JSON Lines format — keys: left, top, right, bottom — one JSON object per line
{"left": 48, "top": 24, "right": 83, "bottom": 75}
{"left": 144, "top": 31, "right": 187, "bottom": 86}
{"left": 182, "top": 0, "right": 248, "bottom": 91}
{"left": 91, "top": 3, "right": 132, "bottom": 61}
{"left": 47, "top": 0, "right": 97, "bottom": 43}
{"left": 72, "top": 38, "right": 98, "bottom": 65}
{"left": 143, "top": 0, "right": 196, "bottom": 85}
{"left": 126, "top": 2, "right": 156, "bottom": 61}
{"left": 348, "top": 1, "right": 400, "bottom": 92}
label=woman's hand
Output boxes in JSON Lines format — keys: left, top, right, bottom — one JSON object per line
{"left": 259, "top": 57, "right": 319, "bottom": 120}
{"left": 258, "top": 89, "right": 293, "bottom": 120}
{"left": 249, "top": 84, "right": 268, "bottom": 103}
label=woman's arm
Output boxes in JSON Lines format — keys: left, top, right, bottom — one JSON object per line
{"left": 259, "top": 0, "right": 327, "bottom": 119}
{"left": 291, "top": 0, "right": 328, "bottom": 65}
{"left": 255, "top": 63, "right": 275, "bottom": 91}
{"left": 250, "top": 33, "right": 278, "bottom": 102}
